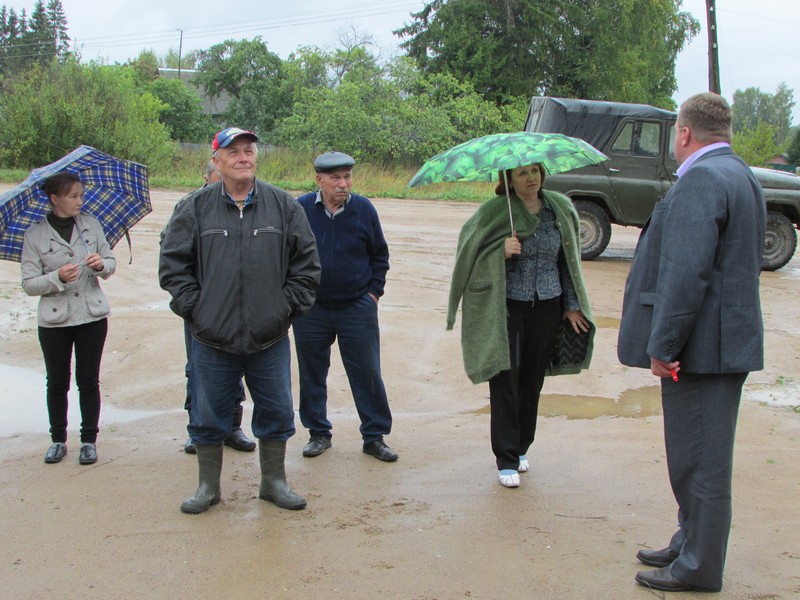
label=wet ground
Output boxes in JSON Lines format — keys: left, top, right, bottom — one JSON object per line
{"left": 0, "top": 187, "right": 798, "bottom": 599}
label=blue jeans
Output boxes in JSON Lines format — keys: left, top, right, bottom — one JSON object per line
{"left": 188, "top": 335, "right": 295, "bottom": 445}
{"left": 183, "top": 320, "right": 245, "bottom": 412}
{"left": 292, "top": 294, "right": 392, "bottom": 444}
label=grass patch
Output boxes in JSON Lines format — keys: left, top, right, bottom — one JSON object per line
{"left": 2, "top": 147, "right": 494, "bottom": 202}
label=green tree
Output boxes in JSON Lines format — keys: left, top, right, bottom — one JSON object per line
{"left": 161, "top": 47, "right": 198, "bottom": 70}
{"left": 45, "top": 0, "right": 69, "bottom": 58}
{"left": 732, "top": 121, "right": 782, "bottom": 167}
{"left": 127, "top": 49, "right": 159, "bottom": 85}
{"left": 195, "top": 37, "right": 289, "bottom": 133}
{"left": 786, "top": 127, "right": 800, "bottom": 168}
{"left": 0, "top": 57, "right": 175, "bottom": 167}
{"left": 732, "top": 83, "right": 795, "bottom": 146}
{"left": 145, "top": 77, "right": 214, "bottom": 142}
{"left": 395, "top": 0, "right": 699, "bottom": 107}
{"left": 0, "top": 1, "right": 69, "bottom": 77}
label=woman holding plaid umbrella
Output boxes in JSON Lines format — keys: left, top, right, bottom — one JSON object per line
{"left": 21, "top": 172, "right": 116, "bottom": 465}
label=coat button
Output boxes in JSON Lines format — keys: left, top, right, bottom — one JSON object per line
{"left": 75, "top": 293, "right": 79, "bottom": 297}
{"left": 52, "top": 308, "right": 57, "bottom": 312}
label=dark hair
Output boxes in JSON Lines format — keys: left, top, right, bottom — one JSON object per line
{"left": 494, "top": 163, "right": 546, "bottom": 196}
{"left": 41, "top": 172, "right": 82, "bottom": 199}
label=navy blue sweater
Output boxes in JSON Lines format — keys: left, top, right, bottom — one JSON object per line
{"left": 296, "top": 192, "right": 389, "bottom": 307}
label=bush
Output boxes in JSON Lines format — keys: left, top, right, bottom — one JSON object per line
{"left": 0, "top": 58, "right": 176, "bottom": 168}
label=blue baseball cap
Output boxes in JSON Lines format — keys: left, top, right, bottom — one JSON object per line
{"left": 212, "top": 127, "right": 258, "bottom": 152}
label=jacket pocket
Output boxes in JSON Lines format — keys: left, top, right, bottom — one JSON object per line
{"left": 39, "top": 294, "right": 69, "bottom": 325}
{"left": 467, "top": 280, "right": 492, "bottom": 294}
{"left": 87, "top": 293, "right": 111, "bottom": 317}
{"left": 639, "top": 292, "right": 657, "bottom": 306}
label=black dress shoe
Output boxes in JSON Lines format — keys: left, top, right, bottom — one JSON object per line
{"left": 363, "top": 440, "right": 398, "bottom": 462}
{"left": 79, "top": 443, "right": 97, "bottom": 465}
{"left": 184, "top": 438, "right": 196, "bottom": 454}
{"left": 224, "top": 428, "right": 256, "bottom": 452}
{"left": 637, "top": 546, "right": 680, "bottom": 568}
{"left": 44, "top": 443, "right": 67, "bottom": 464}
{"left": 302, "top": 435, "right": 332, "bottom": 457}
{"left": 635, "top": 567, "right": 701, "bottom": 592}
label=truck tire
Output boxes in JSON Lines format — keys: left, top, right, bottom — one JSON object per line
{"left": 762, "top": 211, "right": 797, "bottom": 271}
{"left": 573, "top": 200, "right": 612, "bottom": 261}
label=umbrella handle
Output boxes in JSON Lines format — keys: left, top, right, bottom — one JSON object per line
{"left": 503, "top": 171, "right": 515, "bottom": 237}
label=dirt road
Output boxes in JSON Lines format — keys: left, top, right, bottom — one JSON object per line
{"left": 1, "top": 186, "right": 798, "bottom": 599}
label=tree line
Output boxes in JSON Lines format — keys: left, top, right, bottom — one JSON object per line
{"left": 0, "top": 0, "right": 797, "bottom": 171}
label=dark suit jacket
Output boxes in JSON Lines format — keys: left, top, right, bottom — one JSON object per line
{"left": 617, "top": 147, "right": 766, "bottom": 374}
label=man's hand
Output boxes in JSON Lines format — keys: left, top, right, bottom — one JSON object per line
{"left": 651, "top": 357, "right": 680, "bottom": 379}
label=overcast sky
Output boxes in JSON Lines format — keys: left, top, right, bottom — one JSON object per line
{"left": 13, "top": 0, "right": 800, "bottom": 123}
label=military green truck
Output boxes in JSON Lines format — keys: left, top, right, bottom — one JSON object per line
{"left": 524, "top": 97, "right": 800, "bottom": 270}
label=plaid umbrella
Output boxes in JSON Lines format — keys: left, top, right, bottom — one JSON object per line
{"left": 0, "top": 145, "right": 152, "bottom": 262}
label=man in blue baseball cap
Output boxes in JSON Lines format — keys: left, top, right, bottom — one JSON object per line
{"left": 160, "top": 127, "right": 321, "bottom": 514}
{"left": 292, "top": 151, "right": 398, "bottom": 463}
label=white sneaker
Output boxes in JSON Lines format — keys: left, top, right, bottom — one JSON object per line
{"left": 518, "top": 456, "right": 529, "bottom": 473}
{"left": 498, "top": 469, "right": 520, "bottom": 488}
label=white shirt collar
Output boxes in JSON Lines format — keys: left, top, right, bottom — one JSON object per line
{"left": 676, "top": 142, "right": 730, "bottom": 178}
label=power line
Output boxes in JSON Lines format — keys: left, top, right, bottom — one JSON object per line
{"left": 73, "top": 1, "right": 421, "bottom": 54}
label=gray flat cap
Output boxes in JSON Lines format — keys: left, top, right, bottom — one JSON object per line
{"left": 314, "top": 151, "right": 356, "bottom": 173}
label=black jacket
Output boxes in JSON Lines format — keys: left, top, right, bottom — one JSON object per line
{"left": 159, "top": 180, "right": 321, "bottom": 354}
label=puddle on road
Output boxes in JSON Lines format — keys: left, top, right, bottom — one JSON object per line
{"left": 0, "top": 364, "right": 166, "bottom": 438}
{"left": 467, "top": 386, "right": 662, "bottom": 419}
{"left": 592, "top": 316, "right": 620, "bottom": 328}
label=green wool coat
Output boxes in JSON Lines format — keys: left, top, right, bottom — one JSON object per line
{"left": 447, "top": 189, "right": 594, "bottom": 384}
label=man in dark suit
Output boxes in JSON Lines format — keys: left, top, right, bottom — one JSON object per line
{"left": 618, "top": 92, "right": 765, "bottom": 592}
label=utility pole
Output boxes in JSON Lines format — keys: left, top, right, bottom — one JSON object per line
{"left": 706, "top": 0, "right": 721, "bottom": 94}
{"left": 177, "top": 28, "right": 184, "bottom": 79}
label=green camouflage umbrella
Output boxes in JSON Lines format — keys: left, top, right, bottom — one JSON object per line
{"left": 407, "top": 131, "right": 608, "bottom": 187}
{"left": 407, "top": 131, "right": 608, "bottom": 234}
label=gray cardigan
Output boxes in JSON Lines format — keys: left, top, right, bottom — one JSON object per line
{"left": 21, "top": 214, "right": 116, "bottom": 327}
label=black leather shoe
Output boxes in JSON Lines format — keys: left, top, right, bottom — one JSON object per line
{"left": 184, "top": 438, "right": 196, "bottom": 454}
{"left": 637, "top": 546, "right": 680, "bottom": 568}
{"left": 224, "top": 428, "right": 256, "bottom": 452}
{"left": 302, "top": 435, "right": 332, "bottom": 457}
{"left": 635, "top": 567, "right": 707, "bottom": 592}
{"left": 363, "top": 440, "right": 398, "bottom": 462}
{"left": 79, "top": 443, "right": 97, "bottom": 465}
{"left": 44, "top": 443, "right": 67, "bottom": 464}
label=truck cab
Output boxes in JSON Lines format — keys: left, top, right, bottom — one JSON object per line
{"left": 525, "top": 96, "right": 799, "bottom": 270}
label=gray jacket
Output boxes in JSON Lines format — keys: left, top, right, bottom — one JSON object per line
{"left": 21, "top": 214, "right": 116, "bottom": 327}
{"left": 159, "top": 180, "right": 321, "bottom": 355}
{"left": 617, "top": 147, "right": 765, "bottom": 373}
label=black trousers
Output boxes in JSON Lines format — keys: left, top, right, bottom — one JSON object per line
{"left": 38, "top": 318, "right": 108, "bottom": 444}
{"left": 489, "top": 298, "right": 561, "bottom": 471}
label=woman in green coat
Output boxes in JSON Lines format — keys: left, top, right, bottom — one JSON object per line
{"left": 447, "top": 163, "right": 594, "bottom": 488}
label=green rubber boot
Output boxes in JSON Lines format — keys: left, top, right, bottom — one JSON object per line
{"left": 180, "top": 444, "right": 223, "bottom": 514}
{"left": 258, "top": 440, "right": 306, "bottom": 510}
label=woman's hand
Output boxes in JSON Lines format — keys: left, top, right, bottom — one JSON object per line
{"left": 58, "top": 263, "right": 80, "bottom": 283}
{"left": 563, "top": 309, "right": 590, "bottom": 334}
{"left": 504, "top": 236, "right": 521, "bottom": 259}
{"left": 83, "top": 252, "right": 104, "bottom": 272}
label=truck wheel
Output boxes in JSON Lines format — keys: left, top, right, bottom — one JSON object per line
{"left": 573, "top": 200, "right": 612, "bottom": 260}
{"left": 762, "top": 211, "right": 797, "bottom": 271}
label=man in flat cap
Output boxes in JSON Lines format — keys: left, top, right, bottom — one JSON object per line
{"left": 160, "top": 127, "right": 321, "bottom": 514}
{"left": 293, "top": 151, "right": 398, "bottom": 462}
